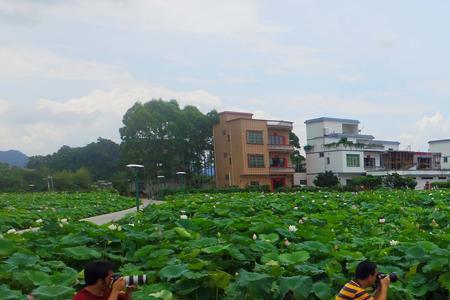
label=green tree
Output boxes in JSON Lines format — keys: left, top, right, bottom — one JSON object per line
{"left": 348, "top": 175, "right": 382, "bottom": 190}
{"left": 314, "top": 171, "right": 339, "bottom": 187}
{"left": 27, "top": 138, "right": 120, "bottom": 180}
{"left": 383, "top": 173, "right": 417, "bottom": 189}
{"left": 289, "top": 131, "right": 306, "bottom": 172}
{"left": 119, "top": 99, "right": 217, "bottom": 180}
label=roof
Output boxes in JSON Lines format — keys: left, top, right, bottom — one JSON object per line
{"left": 371, "top": 139, "right": 400, "bottom": 145}
{"left": 304, "top": 117, "right": 359, "bottom": 125}
{"left": 326, "top": 133, "right": 374, "bottom": 140}
{"left": 428, "top": 139, "right": 450, "bottom": 144}
{"left": 218, "top": 111, "right": 253, "bottom": 116}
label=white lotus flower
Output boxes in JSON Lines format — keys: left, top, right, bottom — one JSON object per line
{"left": 180, "top": 210, "right": 186, "bottom": 213}
{"left": 180, "top": 214, "right": 188, "bottom": 220}
{"left": 389, "top": 240, "right": 399, "bottom": 246}
{"left": 351, "top": 205, "right": 357, "bottom": 210}
{"left": 379, "top": 218, "right": 386, "bottom": 224}
{"left": 60, "top": 218, "right": 68, "bottom": 224}
{"left": 252, "top": 233, "right": 257, "bottom": 240}
{"left": 312, "top": 200, "right": 315, "bottom": 203}
{"left": 288, "top": 225, "right": 298, "bottom": 232}
{"left": 108, "top": 224, "right": 117, "bottom": 230}
{"left": 284, "top": 239, "right": 290, "bottom": 246}
{"left": 117, "top": 225, "right": 122, "bottom": 231}
{"left": 293, "top": 206, "right": 298, "bottom": 210}
{"left": 36, "top": 219, "right": 43, "bottom": 224}
{"left": 128, "top": 223, "right": 135, "bottom": 227}
{"left": 6, "top": 229, "right": 16, "bottom": 234}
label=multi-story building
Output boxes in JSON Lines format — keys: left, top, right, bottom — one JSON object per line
{"left": 429, "top": 139, "right": 450, "bottom": 170}
{"left": 213, "top": 111, "right": 295, "bottom": 190}
{"left": 304, "top": 117, "right": 450, "bottom": 189}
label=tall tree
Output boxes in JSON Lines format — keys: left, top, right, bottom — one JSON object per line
{"left": 289, "top": 131, "right": 306, "bottom": 172}
{"left": 119, "top": 99, "right": 217, "bottom": 179}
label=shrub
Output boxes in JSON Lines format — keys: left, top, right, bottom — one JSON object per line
{"left": 314, "top": 171, "right": 339, "bottom": 188}
{"left": 348, "top": 175, "right": 382, "bottom": 190}
{"left": 382, "top": 173, "right": 417, "bottom": 189}
{"left": 431, "top": 181, "right": 450, "bottom": 189}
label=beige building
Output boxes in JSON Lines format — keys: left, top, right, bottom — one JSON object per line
{"left": 213, "top": 111, "right": 295, "bottom": 190}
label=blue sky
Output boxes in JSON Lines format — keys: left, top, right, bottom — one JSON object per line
{"left": 0, "top": 0, "right": 449, "bottom": 155}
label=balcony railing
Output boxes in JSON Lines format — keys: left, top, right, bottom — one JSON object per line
{"left": 267, "top": 121, "right": 293, "bottom": 130}
{"left": 269, "top": 166, "right": 295, "bottom": 174}
{"left": 268, "top": 144, "right": 294, "bottom": 152}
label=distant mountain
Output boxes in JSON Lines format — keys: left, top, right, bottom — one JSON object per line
{"left": 0, "top": 150, "right": 29, "bottom": 167}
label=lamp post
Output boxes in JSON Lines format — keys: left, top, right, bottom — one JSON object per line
{"left": 126, "top": 164, "right": 144, "bottom": 211}
{"left": 176, "top": 171, "right": 186, "bottom": 191}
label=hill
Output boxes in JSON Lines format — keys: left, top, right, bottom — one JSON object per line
{"left": 0, "top": 150, "right": 29, "bottom": 167}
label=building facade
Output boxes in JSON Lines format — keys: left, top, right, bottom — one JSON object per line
{"left": 304, "top": 117, "right": 450, "bottom": 189}
{"left": 213, "top": 111, "right": 294, "bottom": 190}
{"left": 429, "top": 139, "right": 450, "bottom": 170}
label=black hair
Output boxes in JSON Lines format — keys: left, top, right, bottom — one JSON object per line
{"left": 84, "top": 260, "right": 115, "bottom": 285}
{"left": 355, "top": 260, "right": 377, "bottom": 280}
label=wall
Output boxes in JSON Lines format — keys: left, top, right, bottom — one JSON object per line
{"left": 429, "top": 141, "right": 450, "bottom": 169}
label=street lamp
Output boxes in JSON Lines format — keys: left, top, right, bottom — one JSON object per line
{"left": 126, "top": 164, "right": 144, "bottom": 211}
{"left": 176, "top": 171, "right": 186, "bottom": 191}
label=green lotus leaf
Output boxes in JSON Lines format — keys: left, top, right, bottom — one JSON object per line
{"left": 210, "top": 270, "right": 232, "bottom": 289}
{"left": 0, "top": 239, "right": 15, "bottom": 258}
{"left": 312, "top": 281, "right": 332, "bottom": 300}
{"left": 278, "top": 251, "right": 310, "bottom": 265}
{"left": 279, "top": 275, "right": 312, "bottom": 299}
{"left": 5, "top": 253, "right": 38, "bottom": 267}
{"left": 159, "top": 264, "right": 188, "bottom": 280}
{"left": 259, "top": 233, "right": 279, "bottom": 243}
{"left": 62, "top": 246, "right": 101, "bottom": 260}
{"left": 201, "top": 244, "right": 231, "bottom": 254}
{"left": 32, "top": 285, "right": 75, "bottom": 299}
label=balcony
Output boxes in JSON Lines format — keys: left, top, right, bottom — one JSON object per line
{"left": 269, "top": 166, "right": 295, "bottom": 174}
{"left": 267, "top": 121, "right": 293, "bottom": 130}
{"left": 268, "top": 144, "right": 294, "bottom": 152}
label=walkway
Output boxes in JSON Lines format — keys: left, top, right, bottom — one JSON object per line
{"left": 81, "top": 199, "right": 162, "bottom": 225}
{"left": 17, "top": 199, "right": 163, "bottom": 233}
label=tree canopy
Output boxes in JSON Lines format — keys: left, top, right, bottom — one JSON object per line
{"left": 119, "top": 99, "right": 218, "bottom": 179}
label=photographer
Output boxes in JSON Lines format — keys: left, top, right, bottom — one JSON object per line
{"left": 73, "top": 260, "right": 134, "bottom": 300}
{"left": 336, "top": 260, "right": 391, "bottom": 300}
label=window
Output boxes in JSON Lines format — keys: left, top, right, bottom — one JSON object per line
{"left": 299, "top": 180, "right": 307, "bottom": 185}
{"left": 223, "top": 152, "right": 228, "bottom": 158}
{"left": 229, "top": 157, "right": 232, "bottom": 165}
{"left": 438, "top": 177, "right": 447, "bottom": 180}
{"left": 250, "top": 181, "right": 259, "bottom": 186}
{"left": 364, "top": 157, "right": 376, "bottom": 167}
{"left": 319, "top": 152, "right": 324, "bottom": 157}
{"left": 326, "top": 157, "right": 330, "bottom": 164}
{"left": 444, "top": 157, "right": 448, "bottom": 163}
{"left": 270, "top": 156, "right": 286, "bottom": 167}
{"left": 222, "top": 130, "right": 226, "bottom": 135}
{"left": 421, "top": 177, "right": 433, "bottom": 180}
{"left": 247, "top": 131, "right": 263, "bottom": 144}
{"left": 346, "top": 154, "right": 360, "bottom": 167}
{"left": 227, "top": 135, "right": 230, "bottom": 142}
{"left": 225, "top": 174, "right": 229, "bottom": 180}
{"left": 248, "top": 154, "right": 265, "bottom": 168}
{"left": 269, "top": 135, "right": 285, "bottom": 145}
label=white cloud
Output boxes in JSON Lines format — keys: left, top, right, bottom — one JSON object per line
{"left": 284, "top": 94, "right": 427, "bottom": 116}
{"left": 0, "top": 0, "right": 281, "bottom": 37}
{"left": 399, "top": 112, "right": 450, "bottom": 151}
{"left": 424, "top": 80, "right": 450, "bottom": 93}
{"left": 0, "top": 99, "right": 11, "bottom": 114}
{"left": 0, "top": 85, "right": 222, "bottom": 155}
{"left": 0, "top": 47, "right": 132, "bottom": 83}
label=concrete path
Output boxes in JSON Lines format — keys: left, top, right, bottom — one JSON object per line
{"left": 81, "top": 199, "right": 162, "bottom": 225}
{"left": 17, "top": 199, "right": 163, "bottom": 233}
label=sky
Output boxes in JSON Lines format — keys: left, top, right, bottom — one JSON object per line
{"left": 0, "top": 0, "right": 449, "bottom": 156}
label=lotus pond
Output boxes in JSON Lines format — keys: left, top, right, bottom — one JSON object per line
{"left": 0, "top": 190, "right": 449, "bottom": 299}
{"left": 0, "top": 192, "right": 136, "bottom": 233}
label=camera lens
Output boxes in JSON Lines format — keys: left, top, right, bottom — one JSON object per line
{"left": 124, "top": 274, "right": 147, "bottom": 285}
{"left": 389, "top": 272, "right": 398, "bottom": 283}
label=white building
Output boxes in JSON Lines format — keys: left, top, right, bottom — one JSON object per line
{"left": 305, "top": 117, "right": 450, "bottom": 189}
{"left": 429, "top": 139, "right": 450, "bottom": 170}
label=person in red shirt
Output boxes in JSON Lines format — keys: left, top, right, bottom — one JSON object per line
{"left": 73, "top": 260, "right": 133, "bottom": 300}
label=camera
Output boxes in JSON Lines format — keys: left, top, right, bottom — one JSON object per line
{"left": 374, "top": 272, "right": 398, "bottom": 288}
{"left": 112, "top": 274, "right": 148, "bottom": 286}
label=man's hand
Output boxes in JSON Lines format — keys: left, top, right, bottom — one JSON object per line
{"left": 380, "top": 276, "right": 391, "bottom": 289}
{"left": 112, "top": 277, "right": 126, "bottom": 292}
